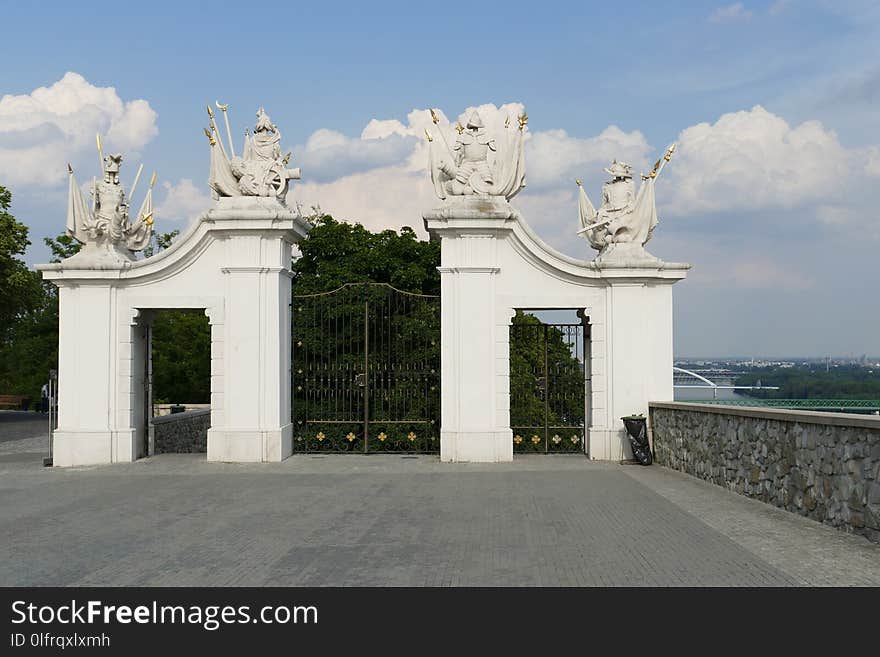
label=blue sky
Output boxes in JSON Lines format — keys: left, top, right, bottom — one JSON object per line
{"left": 1, "top": 0, "right": 879, "bottom": 357}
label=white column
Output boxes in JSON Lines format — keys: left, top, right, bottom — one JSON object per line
{"left": 597, "top": 276, "right": 678, "bottom": 460}
{"left": 426, "top": 197, "right": 515, "bottom": 462}
{"left": 52, "top": 283, "right": 141, "bottom": 466}
{"left": 205, "top": 200, "right": 299, "bottom": 462}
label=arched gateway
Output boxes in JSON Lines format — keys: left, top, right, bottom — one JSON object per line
{"left": 39, "top": 105, "right": 688, "bottom": 466}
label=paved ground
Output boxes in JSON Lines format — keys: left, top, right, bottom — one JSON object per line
{"left": 0, "top": 411, "right": 49, "bottom": 443}
{"left": 1, "top": 414, "right": 878, "bottom": 586}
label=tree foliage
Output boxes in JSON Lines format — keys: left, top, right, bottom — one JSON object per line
{"left": 509, "top": 311, "right": 585, "bottom": 453}
{"left": 151, "top": 308, "right": 210, "bottom": 404}
{"left": 291, "top": 213, "right": 441, "bottom": 451}
{"left": 0, "top": 186, "right": 41, "bottom": 340}
{"left": 292, "top": 213, "right": 440, "bottom": 295}
{"left": 735, "top": 365, "right": 880, "bottom": 400}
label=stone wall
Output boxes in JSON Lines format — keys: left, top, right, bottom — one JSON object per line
{"left": 151, "top": 409, "right": 210, "bottom": 454}
{"left": 649, "top": 402, "right": 880, "bottom": 544}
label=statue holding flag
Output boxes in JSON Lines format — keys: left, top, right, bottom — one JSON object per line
{"left": 577, "top": 144, "right": 676, "bottom": 263}
{"left": 425, "top": 107, "right": 527, "bottom": 201}
{"left": 65, "top": 134, "right": 156, "bottom": 263}
{"left": 205, "top": 104, "right": 301, "bottom": 200}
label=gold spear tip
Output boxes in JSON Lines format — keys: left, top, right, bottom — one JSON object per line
{"left": 518, "top": 112, "right": 529, "bottom": 129}
{"left": 424, "top": 128, "right": 433, "bottom": 142}
{"left": 203, "top": 127, "right": 215, "bottom": 145}
{"left": 575, "top": 178, "right": 581, "bottom": 186}
{"left": 149, "top": 171, "right": 157, "bottom": 188}
{"left": 455, "top": 122, "right": 464, "bottom": 135}
{"left": 206, "top": 104, "right": 214, "bottom": 118}
{"left": 505, "top": 116, "right": 510, "bottom": 129}
{"left": 67, "top": 163, "right": 73, "bottom": 174}
{"left": 143, "top": 211, "right": 154, "bottom": 226}
{"left": 430, "top": 108, "right": 439, "bottom": 125}
{"left": 215, "top": 101, "right": 228, "bottom": 111}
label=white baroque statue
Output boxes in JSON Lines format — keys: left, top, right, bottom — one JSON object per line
{"left": 426, "top": 108, "right": 527, "bottom": 200}
{"left": 66, "top": 135, "right": 156, "bottom": 260}
{"left": 206, "top": 104, "right": 301, "bottom": 200}
{"left": 577, "top": 144, "right": 676, "bottom": 259}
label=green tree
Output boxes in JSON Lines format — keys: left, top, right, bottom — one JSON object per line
{"left": 151, "top": 309, "right": 211, "bottom": 404}
{"left": 291, "top": 213, "right": 441, "bottom": 451}
{"left": 292, "top": 212, "right": 440, "bottom": 295}
{"left": 509, "top": 311, "right": 585, "bottom": 453}
{"left": 0, "top": 186, "right": 49, "bottom": 405}
{"left": 735, "top": 365, "right": 880, "bottom": 401}
{"left": 0, "top": 186, "right": 40, "bottom": 339}
{"left": 43, "top": 233, "right": 81, "bottom": 261}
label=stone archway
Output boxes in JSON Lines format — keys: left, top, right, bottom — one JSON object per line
{"left": 38, "top": 197, "right": 311, "bottom": 466}
{"left": 424, "top": 196, "right": 688, "bottom": 463}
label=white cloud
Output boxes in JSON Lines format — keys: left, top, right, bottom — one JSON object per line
{"left": 294, "top": 128, "right": 417, "bottom": 183}
{"left": 769, "top": 0, "right": 790, "bottom": 15}
{"left": 664, "top": 105, "right": 855, "bottom": 215}
{"left": 282, "top": 102, "right": 878, "bottom": 255}
{"left": 526, "top": 125, "right": 650, "bottom": 190}
{"left": 866, "top": 146, "right": 880, "bottom": 177}
{"left": 731, "top": 258, "right": 814, "bottom": 290}
{"left": 0, "top": 72, "right": 158, "bottom": 188}
{"left": 155, "top": 179, "right": 212, "bottom": 225}
{"left": 290, "top": 164, "right": 435, "bottom": 237}
{"left": 709, "top": 3, "right": 753, "bottom": 23}
{"left": 286, "top": 103, "right": 650, "bottom": 250}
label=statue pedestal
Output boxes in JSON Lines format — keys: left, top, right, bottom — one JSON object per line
{"left": 39, "top": 196, "right": 310, "bottom": 467}
{"left": 586, "top": 267, "right": 683, "bottom": 461}
{"left": 202, "top": 198, "right": 303, "bottom": 463}
{"left": 425, "top": 197, "right": 517, "bottom": 463}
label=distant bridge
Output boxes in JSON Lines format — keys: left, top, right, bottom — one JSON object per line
{"left": 672, "top": 367, "right": 880, "bottom": 413}
{"left": 673, "top": 366, "right": 779, "bottom": 399}
{"left": 676, "top": 398, "right": 880, "bottom": 413}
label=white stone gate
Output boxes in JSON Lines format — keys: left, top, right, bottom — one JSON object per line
{"left": 424, "top": 196, "right": 688, "bottom": 462}
{"left": 39, "top": 197, "right": 310, "bottom": 466}
{"left": 40, "top": 104, "right": 688, "bottom": 467}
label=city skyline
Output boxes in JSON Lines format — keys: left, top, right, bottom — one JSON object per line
{"left": 1, "top": 1, "right": 878, "bottom": 357}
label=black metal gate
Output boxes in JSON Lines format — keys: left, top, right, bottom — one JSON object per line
{"left": 509, "top": 313, "right": 587, "bottom": 455}
{"left": 292, "top": 283, "right": 440, "bottom": 453}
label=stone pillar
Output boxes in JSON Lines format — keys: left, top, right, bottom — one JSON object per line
{"left": 203, "top": 198, "right": 298, "bottom": 462}
{"left": 424, "top": 197, "right": 514, "bottom": 462}
{"left": 589, "top": 265, "right": 683, "bottom": 461}
{"left": 50, "top": 283, "right": 139, "bottom": 466}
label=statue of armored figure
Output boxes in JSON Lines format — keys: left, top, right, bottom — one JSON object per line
{"left": 65, "top": 136, "right": 156, "bottom": 261}
{"left": 426, "top": 107, "right": 527, "bottom": 201}
{"left": 206, "top": 104, "right": 301, "bottom": 200}
{"left": 577, "top": 144, "right": 676, "bottom": 260}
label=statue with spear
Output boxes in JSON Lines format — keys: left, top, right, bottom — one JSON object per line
{"left": 576, "top": 143, "right": 676, "bottom": 253}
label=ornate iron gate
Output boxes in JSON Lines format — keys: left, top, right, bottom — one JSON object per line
{"left": 509, "top": 314, "right": 587, "bottom": 455}
{"left": 292, "top": 283, "right": 440, "bottom": 453}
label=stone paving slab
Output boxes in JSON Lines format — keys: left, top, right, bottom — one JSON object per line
{"left": 5, "top": 445, "right": 879, "bottom": 586}
{"left": 0, "top": 411, "right": 50, "bottom": 445}
{"left": 622, "top": 465, "right": 880, "bottom": 586}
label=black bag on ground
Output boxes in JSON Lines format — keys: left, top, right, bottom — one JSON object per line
{"left": 621, "top": 415, "right": 653, "bottom": 466}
